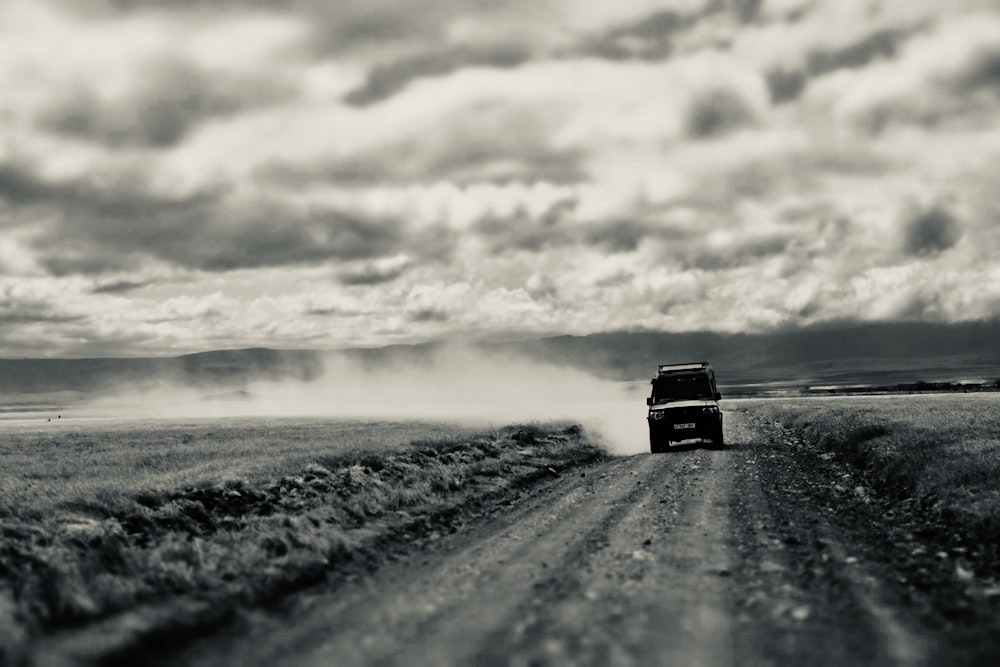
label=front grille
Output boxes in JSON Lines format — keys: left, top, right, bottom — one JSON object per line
{"left": 648, "top": 406, "right": 717, "bottom": 436}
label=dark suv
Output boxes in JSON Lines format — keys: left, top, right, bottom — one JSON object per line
{"left": 646, "top": 362, "right": 723, "bottom": 452}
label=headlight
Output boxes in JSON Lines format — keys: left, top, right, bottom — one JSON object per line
{"left": 702, "top": 406, "right": 719, "bottom": 414}
{"left": 649, "top": 411, "right": 667, "bottom": 420}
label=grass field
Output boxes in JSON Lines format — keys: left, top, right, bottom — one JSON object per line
{"left": 0, "top": 417, "right": 606, "bottom": 662}
{"left": 741, "top": 393, "right": 1000, "bottom": 569}
{"left": 8, "top": 392, "right": 1000, "bottom": 662}
{"left": 0, "top": 417, "right": 484, "bottom": 517}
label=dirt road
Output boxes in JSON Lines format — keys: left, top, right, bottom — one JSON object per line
{"left": 157, "top": 410, "right": 979, "bottom": 666}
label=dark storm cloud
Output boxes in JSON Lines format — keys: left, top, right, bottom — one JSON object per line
{"left": 679, "top": 148, "right": 891, "bottom": 212}
{"left": 193, "top": 205, "right": 406, "bottom": 271}
{"left": 0, "top": 288, "right": 87, "bottom": 327}
{"left": 903, "top": 205, "right": 962, "bottom": 257}
{"left": 952, "top": 47, "right": 1000, "bottom": 93}
{"left": 765, "top": 68, "right": 807, "bottom": 104}
{"left": 43, "top": 59, "right": 288, "bottom": 148}
{"left": 584, "top": 219, "right": 674, "bottom": 254}
{"left": 474, "top": 199, "right": 576, "bottom": 253}
{"left": 91, "top": 280, "right": 151, "bottom": 294}
{"left": 263, "top": 139, "right": 584, "bottom": 189}
{"left": 577, "top": 0, "right": 766, "bottom": 63}
{"left": 337, "top": 262, "right": 409, "bottom": 286}
{"left": 766, "top": 28, "right": 913, "bottom": 103}
{"left": 110, "top": 202, "right": 406, "bottom": 273}
{"left": 474, "top": 216, "right": 564, "bottom": 254}
{"left": 0, "top": 164, "right": 53, "bottom": 207}
{"left": 847, "top": 36, "right": 1000, "bottom": 135}
{"left": 0, "top": 160, "right": 432, "bottom": 274}
{"left": 409, "top": 308, "right": 448, "bottom": 323}
{"left": 0, "top": 160, "right": 217, "bottom": 273}
{"left": 683, "top": 234, "right": 791, "bottom": 271}
{"left": 894, "top": 291, "right": 946, "bottom": 321}
{"left": 64, "top": 0, "right": 484, "bottom": 47}
{"left": 685, "top": 88, "right": 754, "bottom": 137}
{"left": 0, "top": 160, "right": 217, "bottom": 219}
{"left": 305, "top": 0, "right": 461, "bottom": 54}
{"left": 726, "top": 0, "right": 763, "bottom": 24}
{"left": 808, "top": 28, "right": 907, "bottom": 75}
{"left": 261, "top": 122, "right": 585, "bottom": 187}
{"left": 475, "top": 201, "right": 698, "bottom": 257}
{"left": 341, "top": 1, "right": 769, "bottom": 106}
{"left": 307, "top": 307, "right": 352, "bottom": 317}
{"left": 426, "top": 142, "right": 583, "bottom": 185}
{"left": 68, "top": 0, "right": 291, "bottom": 10}
{"left": 578, "top": 10, "right": 689, "bottom": 61}
{"left": 345, "top": 44, "right": 531, "bottom": 106}
{"left": 0, "top": 312, "right": 87, "bottom": 325}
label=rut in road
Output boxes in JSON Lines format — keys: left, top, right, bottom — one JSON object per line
{"left": 168, "top": 411, "right": 930, "bottom": 667}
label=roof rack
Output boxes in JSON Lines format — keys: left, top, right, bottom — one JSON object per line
{"left": 657, "top": 362, "right": 709, "bottom": 374}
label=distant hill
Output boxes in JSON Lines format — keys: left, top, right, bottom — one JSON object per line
{"left": 0, "top": 348, "right": 322, "bottom": 395}
{"left": 1, "top": 320, "right": 999, "bottom": 397}
{"left": 502, "top": 320, "right": 1000, "bottom": 386}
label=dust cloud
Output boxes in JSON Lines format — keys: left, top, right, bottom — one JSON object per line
{"left": 81, "top": 346, "right": 650, "bottom": 455}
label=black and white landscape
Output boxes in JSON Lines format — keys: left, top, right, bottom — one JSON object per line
{"left": 2, "top": 1, "right": 1000, "bottom": 665}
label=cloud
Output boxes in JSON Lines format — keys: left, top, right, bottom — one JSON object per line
{"left": 344, "top": 44, "right": 531, "bottom": 106}
{"left": 951, "top": 45, "right": 1000, "bottom": 94}
{"left": 685, "top": 87, "right": 756, "bottom": 137}
{"left": 0, "top": 312, "right": 86, "bottom": 325}
{"left": 765, "top": 27, "right": 912, "bottom": 103}
{"left": 0, "top": 159, "right": 426, "bottom": 274}
{"left": 765, "top": 68, "right": 808, "bottom": 103}
{"left": 337, "top": 256, "right": 411, "bottom": 286}
{"left": 0, "top": 159, "right": 216, "bottom": 273}
{"left": 578, "top": 9, "right": 691, "bottom": 61}
{"left": 730, "top": 0, "right": 763, "bottom": 23}
{"left": 807, "top": 28, "right": 908, "bottom": 75}
{"left": 1, "top": 0, "right": 999, "bottom": 357}
{"left": 0, "top": 164, "right": 52, "bottom": 205}
{"left": 91, "top": 279, "right": 151, "bottom": 294}
{"left": 473, "top": 199, "right": 575, "bottom": 253}
{"left": 409, "top": 308, "right": 449, "bottom": 323}
{"left": 192, "top": 204, "right": 407, "bottom": 271}
{"left": 43, "top": 59, "right": 290, "bottom": 147}
{"left": 0, "top": 282, "right": 88, "bottom": 346}
{"left": 62, "top": 0, "right": 288, "bottom": 12}
{"left": 805, "top": 12, "right": 1000, "bottom": 133}
{"left": 256, "top": 93, "right": 587, "bottom": 186}
{"left": 902, "top": 205, "right": 963, "bottom": 257}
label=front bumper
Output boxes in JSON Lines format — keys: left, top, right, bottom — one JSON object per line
{"left": 647, "top": 407, "right": 722, "bottom": 441}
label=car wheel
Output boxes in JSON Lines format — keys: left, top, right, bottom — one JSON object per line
{"left": 711, "top": 428, "right": 725, "bottom": 449}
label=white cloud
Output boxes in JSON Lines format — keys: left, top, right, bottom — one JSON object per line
{"left": 803, "top": 11, "right": 1000, "bottom": 131}
{"left": 0, "top": 236, "right": 42, "bottom": 276}
{"left": 1, "top": 0, "right": 999, "bottom": 356}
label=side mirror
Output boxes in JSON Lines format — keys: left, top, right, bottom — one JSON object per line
{"left": 714, "top": 392, "right": 722, "bottom": 401}
{"left": 646, "top": 397, "right": 653, "bottom": 406}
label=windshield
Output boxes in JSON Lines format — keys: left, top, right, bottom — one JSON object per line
{"left": 652, "top": 375, "right": 713, "bottom": 403}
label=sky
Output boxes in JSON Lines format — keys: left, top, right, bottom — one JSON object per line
{"left": 1, "top": 0, "right": 999, "bottom": 358}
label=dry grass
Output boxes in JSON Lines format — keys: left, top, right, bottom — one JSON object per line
{"left": 742, "top": 393, "right": 1000, "bottom": 562}
{"left": 0, "top": 418, "right": 606, "bottom": 662}
{"left": 0, "top": 417, "right": 483, "bottom": 519}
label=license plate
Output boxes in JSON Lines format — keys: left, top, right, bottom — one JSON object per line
{"left": 674, "top": 423, "right": 695, "bottom": 429}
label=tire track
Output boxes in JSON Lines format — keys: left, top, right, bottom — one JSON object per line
{"left": 153, "top": 410, "right": 945, "bottom": 666}
{"left": 173, "top": 455, "right": 658, "bottom": 666}
{"left": 488, "top": 448, "right": 736, "bottom": 667}
{"left": 727, "top": 410, "right": 931, "bottom": 667}
{"left": 375, "top": 456, "right": 659, "bottom": 666}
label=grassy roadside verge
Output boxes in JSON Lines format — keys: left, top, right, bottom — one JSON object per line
{"left": 742, "top": 394, "right": 1000, "bottom": 573}
{"left": 1, "top": 422, "right": 607, "bottom": 664}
